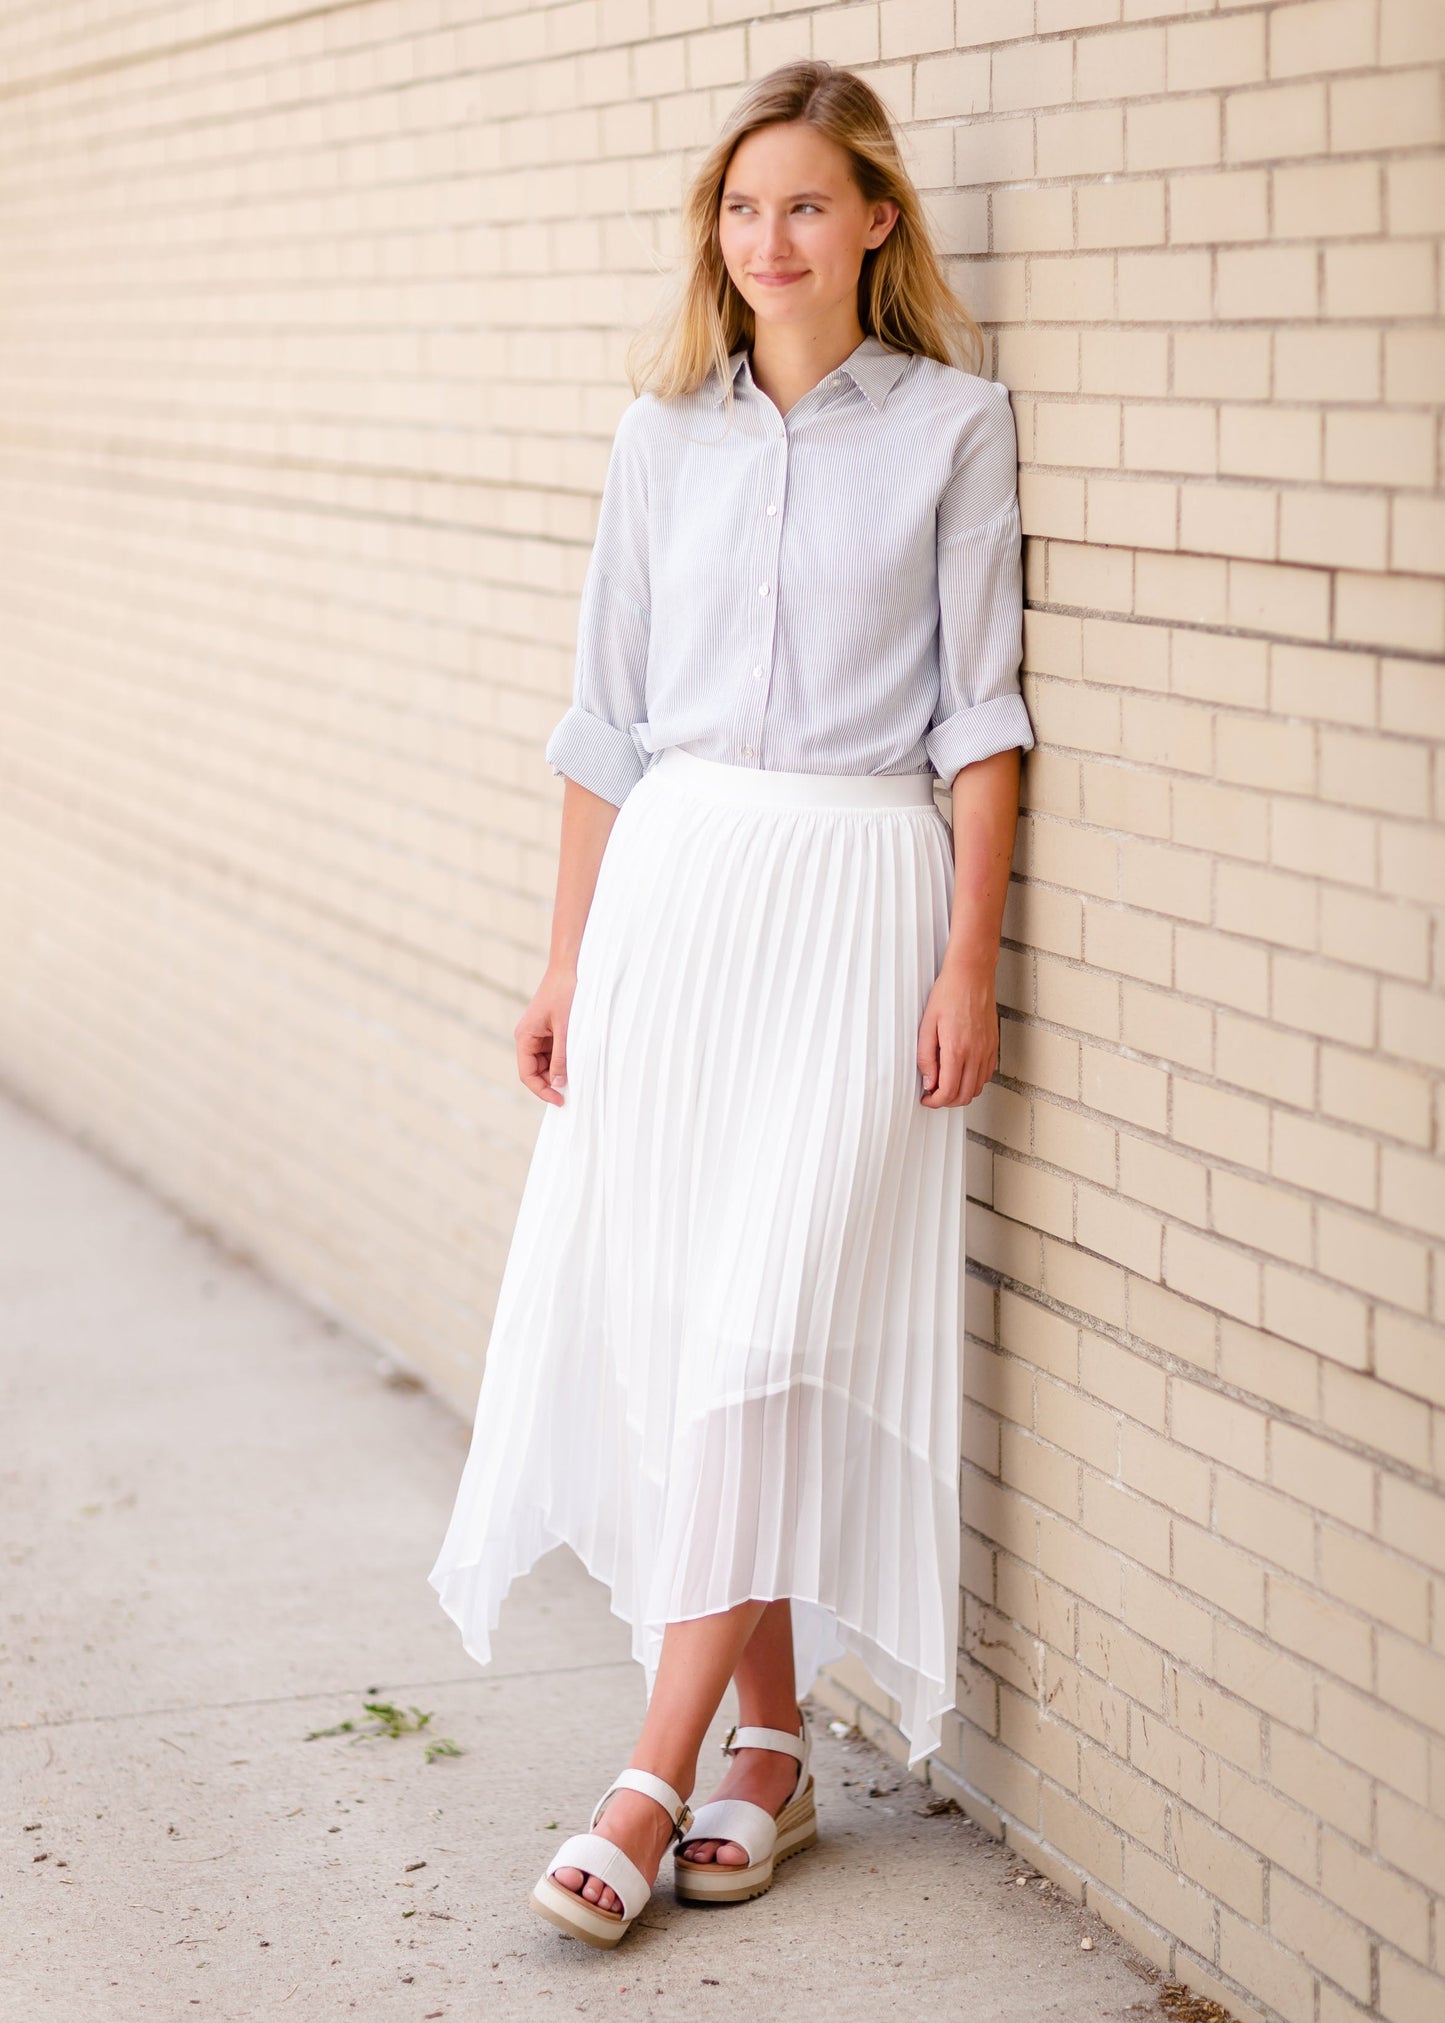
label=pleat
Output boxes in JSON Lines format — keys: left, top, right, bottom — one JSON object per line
{"left": 427, "top": 753, "right": 968, "bottom": 1769}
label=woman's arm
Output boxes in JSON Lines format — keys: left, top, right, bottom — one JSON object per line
{"left": 515, "top": 777, "right": 620, "bottom": 1107}
{"left": 917, "top": 745, "right": 1021, "bottom": 1109}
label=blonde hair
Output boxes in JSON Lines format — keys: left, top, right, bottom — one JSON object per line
{"left": 627, "top": 59, "right": 986, "bottom": 409}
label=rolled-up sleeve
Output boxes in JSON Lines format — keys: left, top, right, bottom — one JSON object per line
{"left": 544, "top": 402, "right": 652, "bottom": 808}
{"left": 925, "top": 380, "right": 1035, "bottom": 789}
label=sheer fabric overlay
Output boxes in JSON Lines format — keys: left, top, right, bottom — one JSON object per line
{"left": 428, "top": 744, "right": 969, "bottom": 1768}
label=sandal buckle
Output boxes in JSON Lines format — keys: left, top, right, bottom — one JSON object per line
{"left": 675, "top": 1801, "right": 694, "bottom": 1838}
{"left": 722, "top": 1722, "right": 738, "bottom": 1753}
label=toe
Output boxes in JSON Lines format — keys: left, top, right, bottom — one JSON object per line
{"left": 682, "top": 1837, "right": 719, "bottom": 1862}
{"left": 717, "top": 1840, "right": 750, "bottom": 1867}
{"left": 552, "top": 1864, "right": 583, "bottom": 1893}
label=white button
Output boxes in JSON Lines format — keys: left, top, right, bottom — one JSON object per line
{"left": 741, "top": 745, "right": 754, "bottom": 759}
{"left": 758, "top": 583, "right": 770, "bottom": 596}
{"left": 752, "top": 666, "right": 763, "bottom": 679}
{"left": 766, "top": 502, "right": 777, "bottom": 515}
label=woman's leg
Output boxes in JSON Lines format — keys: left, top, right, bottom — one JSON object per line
{"left": 678, "top": 1597, "right": 804, "bottom": 1869}
{"left": 551, "top": 1596, "right": 771, "bottom": 1912}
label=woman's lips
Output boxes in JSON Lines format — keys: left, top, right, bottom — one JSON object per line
{"left": 753, "top": 272, "right": 804, "bottom": 286}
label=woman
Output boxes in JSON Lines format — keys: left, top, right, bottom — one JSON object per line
{"left": 428, "top": 58, "right": 1033, "bottom": 1949}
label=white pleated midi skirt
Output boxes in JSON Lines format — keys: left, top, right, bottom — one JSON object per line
{"left": 428, "top": 743, "right": 968, "bottom": 1768}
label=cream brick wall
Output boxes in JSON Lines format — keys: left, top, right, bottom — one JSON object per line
{"left": 0, "top": 7, "right": 1440, "bottom": 2019}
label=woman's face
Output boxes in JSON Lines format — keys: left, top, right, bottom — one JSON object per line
{"left": 718, "top": 121, "right": 899, "bottom": 333}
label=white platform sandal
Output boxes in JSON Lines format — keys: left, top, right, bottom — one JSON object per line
{"left": 672, "top": 1705, "right": 817, "bottom": 1904}
{"left": 529, "top": 1767, "right": 694, "bottom": 1948}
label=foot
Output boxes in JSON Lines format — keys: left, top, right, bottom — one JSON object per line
{"left": 550, "top": 1785, "right": 685, "bottom": 1917}
{"left": 678, "top": 1733, "right": 804, "bottom": 1869}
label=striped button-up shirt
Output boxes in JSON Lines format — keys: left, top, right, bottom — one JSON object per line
{"left": 544, "top": 331, "right": 1034, "bottom": 808}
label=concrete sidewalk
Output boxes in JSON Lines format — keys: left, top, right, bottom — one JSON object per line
{"left": 1, "top": 1085, "right": 1171, "bottom": 2022}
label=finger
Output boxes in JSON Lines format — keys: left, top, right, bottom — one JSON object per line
{"left": 917, "top": 1005, "right": 940, "bottom": 1097}
{"left": 516, "top": 1024, "right": 565, "bottom": 1105}
{"left": 931, "top": 1025, "right": 966, "bottom": 1106}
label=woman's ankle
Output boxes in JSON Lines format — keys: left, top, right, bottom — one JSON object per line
{"left": 732, "top": 1699, "right": 802, "bottom": 1735}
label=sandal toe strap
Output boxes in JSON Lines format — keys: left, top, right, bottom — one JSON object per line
{"left": 546, "top": 1832, "right": 651, "bottom": 1921}
{"left": 679, "top": 1796, "right": 778, "bottom": 1866}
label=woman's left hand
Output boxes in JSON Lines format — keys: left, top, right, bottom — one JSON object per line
{"left": 917, "top": 958, "right": 1000, "bottom": 1107}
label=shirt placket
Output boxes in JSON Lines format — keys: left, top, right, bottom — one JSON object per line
{"left": 736, "top": 369, "right": 845, "bottom": 768}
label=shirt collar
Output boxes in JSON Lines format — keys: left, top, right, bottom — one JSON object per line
{"left": 714, "top": 332, "right": 912, "bottom": 412}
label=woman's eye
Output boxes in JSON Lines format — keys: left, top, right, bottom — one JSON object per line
{"left": 725, "top": 203, "right": 820, "bottom": 214}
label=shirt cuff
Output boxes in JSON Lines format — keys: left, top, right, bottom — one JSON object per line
{"left": 924, "top": 691, "right": 1036, "bottom": 789}
{"left": 544, "top": 704, "right": 647, "bottom": 808}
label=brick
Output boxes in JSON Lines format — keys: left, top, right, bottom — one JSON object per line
{"left": 1081, "top": 1468, "right": 1172, "bottom": 1573}
{"left": 1170, "top": 1662, "right": 1267, "bottom": 1776}
{"left": 1076, "top": 1183, "right": 1164, "bottom": 1277}
{"left": 1378, "top": 1947, "right": 1445, "bottom": 2023}
{"left": 1037, "top": 1373, "right": 1120, "bottom": 1475}
{"left": 1315, "top": 1205, "right": 1430, "bottom": 1312}
{"left": 1212, "top": 1167, "right": 1313, "bottom": 1266}
{"left": 1217, "top": 1908, "right": 1316, "bottom": 2022}
{"left": 1120, "top": 1134, "right": 1209, "bottom": 1226}
{"left": 1121, "top": 1420, "right": 1212, "bottom": 1522}
{"left": 1320, "top": 1043, "right": 1434, "bottom": 1146}
{"left": 1033, "top": 1098, "right": 1117, "bottom": 1186}
{"left": 1173, "top": 1520, "right": 1268, "bottom": 1630}
{"left": 1128, "top": 1273, "right": 1219, "bottom": 1368}
{"left": 1269, "top": 1418, "right": 1374, "bottom": 1532}
{"left": 1320, "top": 885, "right": 1431, "bottom": 982}
{"left": 995, "top": 1154, "right": 1076, "bottom": 1241}
{"left": 1041, "top": 1781, "right": 1126, "bottom": 1888}
{"left": 1271, "top": 639, "right": 1378, "bottom": 726}
{"left": 1082, "top": 900, "right": 1174, "bottom": 986}
{"left": 1173, "top": 1802, "right": 1265, "bottom": 1921}
{"left": 1318, "top": 1675, "right": 1432, "bottom": 1797}
{"left": 1261, "top": 1263, "right": 1370, "bottom": 1367}
{"left": 1080, "top": 1330, "right": 1167, "bottom": 1430}
{"left": 1206, "top": 1472, "right": 1311, "bottom": 1577}
{"left": 1173, "top": 930, "right": 1272, "bottom": 1022}
{"left": 1036, "top": 952, "right": 1121, "bottom": 1041}
{"left": 1123, "top": 1561, "right": 1216, "bottom": 1670}
{"left": 1161, "top": 1223, "right": 1257, "bottom": 1329}
{"left": 1003, "top": 1421, "right": 1081, "bottom": 1521}
{"left": 1170, "top": 777, "right": 1270, "bottom": 864}
{"left": 1268, "top": 1572, "right": 1374, "bottom": 1688}
{"left": 989, "top": 1286, "right": 1069, "bottom": 1380}
{"left": 1213, "top": 1620, "right": 1317, "bottom": 1728}
{"left": 1043, "top": 1233, "right": 1129, "bottom": 1326}
{"left": 1378, "top": 1473, "right": 1445, "bottom": 1577}
{"left": 1172, "top": 1376, "right": 1268, "bottom": 1474}
{"left": 1117, "top": 1844, "right": 1214, "bottom": 1950}
{"left": 1271, "top": 1109, "right": 1378, "bottom": 1210}
{"left": 1375, "top": 1307, "right": 1445, "bottom": 1409}
{"left": 1119, "top": 837, "right": 1213, "bottom": 922}
{"left": 1368, "top": 1788, "right": 1440, "bottom": 1893}
{"left": 1320, "top": 1827, "right": 1432, "bottom": 1962}
{"left": 1215, "top": 861, "right": 1318, "bottom": 953}
{"left": 1269, "top": 1869, "right": 1371, "bottom": 2003}
{"left": 1037, "top": 1508, "right": 1126, "bottom": 1613}
{"left": 1271, "top": 950, "right": 1377, "bottom": 1047}
{"left": 1121, "top": 979, "right": 1216, "bottom": 1067}
{"left": 1171, "top": 1077, "right": 1272, "bottom": 1170}
{"left": 1219, "top": 1319, "right": 1320, "bottom": 1417}
{"left": 1321, "top": 1528, "right": 1431, "bottom": 1641}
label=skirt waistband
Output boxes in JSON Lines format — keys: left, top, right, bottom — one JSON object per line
{"left": 647, "top": 744, "right": 940, "bottom": 811}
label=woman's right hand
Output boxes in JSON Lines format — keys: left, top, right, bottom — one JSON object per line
{"left": 516, "top": 965, "right": 577, "bottom": 1105}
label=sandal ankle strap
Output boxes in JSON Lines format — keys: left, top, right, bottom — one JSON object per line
{"left": 721, "top": 1704, "right": 811, "bottom": 1778}
{"left": 591, "top": 1766, "right": 695, "bottom": 1842}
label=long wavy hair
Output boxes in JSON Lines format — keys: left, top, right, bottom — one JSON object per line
{"left": 626, "top": 59, "right": 986, "bottom": 411}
